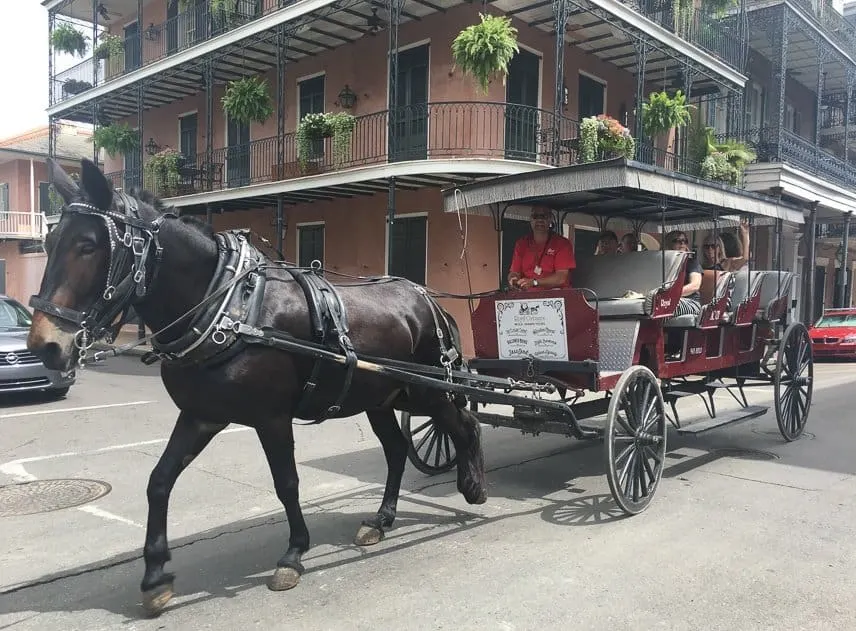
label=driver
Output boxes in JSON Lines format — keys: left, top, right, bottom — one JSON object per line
{"left": 507, "top": 206, "right": 576, "bottom": 291}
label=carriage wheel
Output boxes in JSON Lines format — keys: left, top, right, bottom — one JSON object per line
{"left": 774, "top": 322, "right": 814, "bottom": 442}
{"left": 400, "top": 412, "right": 458, "bottom": 475}
{"left": 605, "top": 365, "right": 668, "bottom": 516}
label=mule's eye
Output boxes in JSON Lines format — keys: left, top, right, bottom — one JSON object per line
{"left": 77, "top": 240, "right": 97, "bottom": 256}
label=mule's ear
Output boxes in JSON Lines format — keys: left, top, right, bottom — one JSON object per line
{"left": 79, "top": 158, "right": 113, "bottom": 210}
{"left": 48, "top": 158, "right": 79, "bottom": 205}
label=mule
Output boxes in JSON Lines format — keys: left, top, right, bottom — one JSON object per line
{"left": 27, "top": 158, "right": 487, "bottom": 616}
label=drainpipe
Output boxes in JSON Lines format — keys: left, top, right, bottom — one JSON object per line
{"left": 839, "top": 212, "right": 851, "bottom": 307}
{"left": 29, "top": 159, "right": 36, "bottom": 238}
{"left": 806, "top": 201, "right": 817, "bottom": 324}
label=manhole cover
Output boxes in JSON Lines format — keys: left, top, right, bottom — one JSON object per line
{"left": 710, "top": 448, "right": 780, "bottom": 461}
{"left": 0, "top": 479, "right": 112, "bottom": 517}
{"left": 751, "top": 429, "right": 816, "bottom": 440}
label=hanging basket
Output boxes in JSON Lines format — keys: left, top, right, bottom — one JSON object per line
{"left": 51, "top": 23, "right": 89, "bottom": 57}
{"left": 222, "top": 76, "right": 274, "bottom": 125}
{"left": 451, "top": 13, "right": 519, "bottom": 94}
{"left": 93, "top": 123, "right": 139, "bottom": 158}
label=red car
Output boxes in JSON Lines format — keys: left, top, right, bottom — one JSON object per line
{"left": 808, "top": 308, "right": 856, "bottom": 359}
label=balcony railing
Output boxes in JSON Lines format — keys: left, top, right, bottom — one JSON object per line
{"left": 51, "top": 0, "right": 265, "bottom": 106}
{"left": 788, "top": 0, "right": 856, "bottom": 59}
{"left": 620, "top": 0, "right": 744, "bottom": 68}
{"left": 821, "top": 90, "right": 856, "bottom": 129}
{"left": 0, "top": 212, "right": 47, "bottom": 239}
{"left": 744, "top": 125, "right": 856, "bottom": 188}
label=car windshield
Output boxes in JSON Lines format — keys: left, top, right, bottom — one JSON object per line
{"left": 0, "top": 298, "right": 32, "bottom": 330}
{"left": 815, "top": 314, "right": 856, "bottom": 327}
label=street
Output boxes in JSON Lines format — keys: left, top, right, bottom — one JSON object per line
{"left": 1, "top": 355, "right": 856, "bottom": 630}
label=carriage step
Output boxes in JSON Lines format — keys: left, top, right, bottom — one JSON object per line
{"left": 676, "top": 405, "right": 768, "bottom": 435}
{"left": 664, "top": 390, "right": 701, "bottom": 399}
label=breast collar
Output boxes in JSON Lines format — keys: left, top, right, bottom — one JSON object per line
{"left": 29, "top": 191, "right": 176, "bottom": 352}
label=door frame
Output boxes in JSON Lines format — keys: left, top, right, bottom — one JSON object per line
{"left": 504, "top": 45, "right": 544, "bottom": 161}
{"left": 223, "top": 112, "right": 251, "bottom": 187}
{"left": 385, "top": 39, "right": 431, "bottom": 156}
{"left": 296, "top": 220, "right": 326, "bottom": 267}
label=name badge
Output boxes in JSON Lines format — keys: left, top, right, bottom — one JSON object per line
{"left": 534, "top": 265, "right": 542, "bottom": 276}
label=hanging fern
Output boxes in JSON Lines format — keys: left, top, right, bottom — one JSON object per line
{"left": 451, "top": 13, "right": 519, "bottom": 93}
{"left": 93, "top": 123, "right": 139, "bottom": 158}
{"left": 222, "top": 76, "right": 274, "bottom": 125}
{"left": 51, "top": 23, "right": 89, "bottom": 57}
{"left": 641, "top": 90, "right": 694, "bottom": 138}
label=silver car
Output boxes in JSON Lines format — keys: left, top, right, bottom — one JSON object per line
{"left": 0, "top": 295, "right": 75, "bottom": 397}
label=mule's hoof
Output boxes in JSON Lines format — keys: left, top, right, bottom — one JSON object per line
{"left": 141, "top": 583, "right": 174, "bottom": 617}
{"left": 268, "top": 566, "right": 301, "bottom": 591}
{"left": 354, "top": 524, "right": 384, "bottom": 546}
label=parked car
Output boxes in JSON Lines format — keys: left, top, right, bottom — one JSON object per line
{"left": 0, "top": 295, "right": 75, "bottom": 397}
{"left": 808, "top": 307, "right": 856, "bottom": 360}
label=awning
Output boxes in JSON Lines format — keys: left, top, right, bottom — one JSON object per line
{"left": 442, "top": 158, "right": 805, "bottom": 231}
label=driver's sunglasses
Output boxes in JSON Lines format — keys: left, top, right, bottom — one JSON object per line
{"left": 672, "top": 237, "right": 688, "bottom": 245}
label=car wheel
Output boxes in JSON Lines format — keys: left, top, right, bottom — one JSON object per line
{"left": 48, "top": 387, "right": 70, "bottom": 399}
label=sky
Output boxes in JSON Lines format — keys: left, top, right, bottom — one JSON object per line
{"left": 0, "top": 1, "right": 78, "bottom": 140}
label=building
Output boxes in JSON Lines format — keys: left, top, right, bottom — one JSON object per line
{"left": 0, "top": 122, "right": 91, "bottom": 303}
{"left": 42, "top": 0, "right": 856, "bottom": 353}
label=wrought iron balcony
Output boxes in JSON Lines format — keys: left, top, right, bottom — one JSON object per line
{"left": 0, "top": 212, "right": 47, "bottom": 239}
{"left": 51, "top": 0, "right": 261, "bottom": 106}
{"left": 787, "top": 0, "right": 856, "bottom": 57}
{"left": 620, "top": 0, "right": 744, "bottom": 68}
{"left": 820, "top": 90, "right": 856, "bottom": 129}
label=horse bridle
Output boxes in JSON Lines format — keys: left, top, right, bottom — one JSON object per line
{"left": 29, "top": 191, "right": 176, "bottom": 363}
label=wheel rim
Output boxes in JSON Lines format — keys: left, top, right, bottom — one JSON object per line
{"left": 775, "top": 323, "right": 813, "bottom": 441}
{"left": 605, "top": 367, "right": 667, "bottom": 515}
{"left": 401, "top": 412, "right": 457, "bottom": 474}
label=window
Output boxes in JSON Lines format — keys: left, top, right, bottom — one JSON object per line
{"left": 39, "top": 182, "right": 53, "bottom": 213}
{"left": 388, "top": 215, "right": 427, "bottom": 285}
{"left": 0, "top": 183, "right": 9, "bottom": 211}
{"left": 0, "top": 297, "right": 32, "bottom": 329}
{"left": 298, "top": 75, "right": 325, "bottom": 121}
{"left": 179, "top": 113, "right": 198, "bottom": 164}
{"left": 297, "top": 224, "right": 324, "bottom": 269}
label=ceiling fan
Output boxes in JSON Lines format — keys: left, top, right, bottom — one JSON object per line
{"left": 97, "top": 3, "right": 121, "bottom": 22}
{"left": 366, "top": 3, "right": 387, "bottom": 35}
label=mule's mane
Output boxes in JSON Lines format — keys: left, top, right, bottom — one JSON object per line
{"left": 125, "top": 186, "right": 215, "bottom": 239}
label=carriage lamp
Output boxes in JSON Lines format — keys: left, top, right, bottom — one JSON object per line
{"left": 144, "top": 23, "right": 160, "bottom": 41}
{"left": 145, "top": 137, "right": 161, "bottom": 156}
{"left": 337, "top": 85, "right": 357, "bottom": 109}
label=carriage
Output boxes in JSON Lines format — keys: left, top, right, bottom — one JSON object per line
{"left": 398, "top": 160, "right": 813, "bottom": 516}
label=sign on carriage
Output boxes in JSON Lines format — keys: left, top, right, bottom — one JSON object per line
{"left": 495, "top": 298, "right": 568, "bottom": 361}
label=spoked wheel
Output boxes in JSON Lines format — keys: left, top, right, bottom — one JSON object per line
{"left": 774, "top": 322, "right": 814, "bottom": 441}
{"left": 400, "top": 412, "right": 458, "bottom": 475}
{"left": 605, "top": 365, "right": 668, "bottom": 516}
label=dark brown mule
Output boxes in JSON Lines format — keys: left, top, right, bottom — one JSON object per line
{"left": 27, "top": 159, "right": 487, "bottom": 616}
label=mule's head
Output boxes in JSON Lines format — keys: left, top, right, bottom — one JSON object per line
{"left": 27, "top": 159, "right": 119, "bottom": 371}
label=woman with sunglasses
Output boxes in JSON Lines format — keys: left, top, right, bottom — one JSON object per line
{"left": 507, "top": 206, "right": 576, "bottom": 291}
{"left": 663, "top": 229, "right": 703, "bottom": 317}
{"left": 701, "top": 218, "right": 750, "bottom": 271}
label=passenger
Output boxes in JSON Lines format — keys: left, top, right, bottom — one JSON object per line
{"left": 702, "top": 217, "right": 750, "bottom": 271}
{"left": 595, "top": 230, "right": 619, "bottom": 255}
{"left": 507, "top": 206, "right": 576, "bottom": 291}
{"left": 620, "top": 232, "right": 639, "bottom": 253}
{"left": 663, "top": 229, "right": 702, "bottom": 317}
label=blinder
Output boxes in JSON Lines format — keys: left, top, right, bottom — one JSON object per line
{"left": 29, "top": 190, "right": 175, "bottom": 355}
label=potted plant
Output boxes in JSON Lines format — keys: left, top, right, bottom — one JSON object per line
{"left": 579, "top": 115, "right": 635, "bottom": 163}
{"left": 222, "top": 76, "right": 274, "bottom": 125}
{"left": 144, "top": 148, "right": 183, "bottom": 197}
{"left": 641, "top": 89, "right": 693, "bottom": 166}
{"left": 296, "top": 112, "right": 332, "bottom": 171}
{"left": 62, "top": 79, "right": 93, "bottom": 96}
{"left": 451, "top": 13, "right": 519, "bottom": 93}
{"left": 327, "top": 112, "right": 356, "bottom": 168}
{"left": 51, "top": 23, "right": 89, "bottom": 57}
{"left": 686, "top": 113, "right": 755, "bottom": 185}
{"left": 93, "top": 123, "right": 139, "bottom": 158}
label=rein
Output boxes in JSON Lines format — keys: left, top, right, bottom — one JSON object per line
{"left": 29, "top": 192, "right": 176, "bottom": 366}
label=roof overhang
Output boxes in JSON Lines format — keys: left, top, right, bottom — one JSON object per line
{"left": 0, "top": 148, "right": 83, "bottom": 167}
{"left": 743, "top": 161, "right": 856, "bottom": 222}
{"left": 441, "top": 158, "right": 805, "bottom": 231}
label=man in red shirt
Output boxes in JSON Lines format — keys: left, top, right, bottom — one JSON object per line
{"left": 507, "top": 206, "right": 576, "bottom": 291}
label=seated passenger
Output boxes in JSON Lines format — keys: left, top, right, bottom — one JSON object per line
{"left": 663, "top": 230, "right": 702, "bottom": 316}
{"left": 507, "top": 206, "right": 576, "bottom": 291}
{"left": 620, "top": 232, "right": 639, "bottom": 253}
{"left": 595, "top": 230, "right": 619, "bottom": 255}
{"left": 702, "top": 218, "right": 749, "bottom": 271}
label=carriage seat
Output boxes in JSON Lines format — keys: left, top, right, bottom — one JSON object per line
{"left": 752, "top": 270, "right": 794, "bottom": 321}
{"left": 722, "top": 268, "right": 763, "bottom": 325}
{"left": 574, "top": 250, "right": 687, "bottom": 317}
{"left": 664, "top": 270, "right": 734, "bottom": 328}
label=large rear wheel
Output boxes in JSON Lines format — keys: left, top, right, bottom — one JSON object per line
{"left": 400, "top": 412, "right": 458, "bottom": 475}
{"left": 605, "top": 365, "right": 667, "bottom": 516}
{"left": 774, "top": 322, "right": 813, "bottom": 441}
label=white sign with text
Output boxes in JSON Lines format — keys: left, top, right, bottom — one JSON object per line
{"left": 495, "top": 298, "right": 568, "bottom": 361}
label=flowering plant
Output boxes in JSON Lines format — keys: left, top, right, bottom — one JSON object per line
{"left": 579, "top": 115, "right": 635, "bottom": 163}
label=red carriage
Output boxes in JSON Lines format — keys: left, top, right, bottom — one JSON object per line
{"left": 400, "top": 160, "right": 814, "bottom": 515}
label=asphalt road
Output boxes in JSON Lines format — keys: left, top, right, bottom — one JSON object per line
{"left": 1, "top": 356, "right": 856, "bottom": 630}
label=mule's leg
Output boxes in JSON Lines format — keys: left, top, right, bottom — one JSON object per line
{"left": 355, "top": 408, "right": 409, "bottom": 546}
{"left": 429, "top": 397, "right": 487, "bottom": 505}
{"left": 141, "top": 413, "right": 227, "bottom": 616}
{"left": 255, "top": 419, "right": 310, "bottom": 591}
